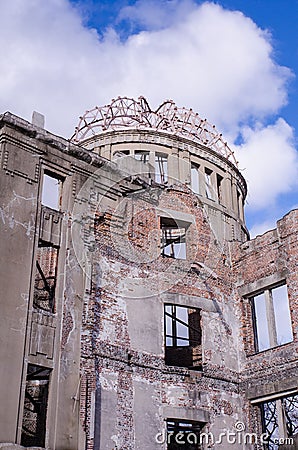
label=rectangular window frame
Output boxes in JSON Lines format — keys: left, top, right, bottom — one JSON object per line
{"left": 191, "top": 162, "right": 200, "bottom": 195}
{"left": 41, "top": 171, "right": 63, "bottom": 211}
{"left": 216, "top": 174, "right": 223, "bottom": 204}
{"left": 113, "top": 149, "right": 130, "bottom": 159}
{"left": 21, "top": 364, "right": 51, "bottom": 448}
{"left": 33, "top": 240, "right": 59, "bottom": 313}
{"left": 164, "top": 304, "right": 202, "bottom": 370}
{"left": 204, "top": 168, "right": 214, "bottom": 200}
{"left": 160, "top": 217, "right": 187, "bottom": 260}
{"left": 250, "top": 282, "right": 293, "bottom": 353}
{"left": 134, "top": 150, "right": 150, "bottom": 164}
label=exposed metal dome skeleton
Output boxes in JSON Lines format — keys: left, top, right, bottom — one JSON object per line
{"left": 71, "top": 96, "right": 237, "bottom": 165}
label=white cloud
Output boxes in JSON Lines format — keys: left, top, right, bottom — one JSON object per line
{"left": 0, "top": 0, "right": 292, "bottom": 136}
{"left": 0, "top": 0, "right": 297, "bottom": 219}
{"left": 117, "top": 0, "right": 197, "bottom": 31}
{"left": 249, "top": 220, "right": 278, "bottom": 239}
{"left": 235, "top": 119, "right": 298, "bottom": 209}
{"left": 0, "top": 0, "right": 102, "bottom": 134}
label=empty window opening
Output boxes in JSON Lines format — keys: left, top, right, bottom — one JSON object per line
{"left": 191, "top": 163, "right": 200, "bottom": 194}
{"left": 41, "top": 173, "right": 62, "bottom": 210}
{"left": 204, "top": 168, "right": 214, "bottom": 200}
{"left": 216, "top": 174, "right": 223, "bottom": 204}
{"left": 251, "top": 284, "right": 293, "bottom": 352}
{"left": 21, "top": 365, "right": 51, "bottom": 448}
{"left": 33, "top": 241, "right": 58, "bottom": 313}
{"left": 134, "top": 150, "right": 150, "bottom": 163}
{"left": 155, "top": 153, "right": 168, "bottom": 183}
{"left": 166, "top": 419, "right": 204, "bottom": 449}
{"left": 165, "top": 304, "right": 202, "bottom": 369}
{"left": 113, "top": 150, "right": 130, "bottom": 159}
{"left": 260, "top": 394, "right": 298, "bottom": 450}
{"left": 160, "top": 217, "right": 186, "bottom": 260}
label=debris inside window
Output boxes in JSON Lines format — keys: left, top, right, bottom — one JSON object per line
{"left": 33, "top": 242, "right": 58, "bottom": 313}
{"left": 165, "top": 304, "right": 202, "bottom": 369}
{"left": 160, "top": 217, "right": 186, "bottom": 260}
{"left": 21, "top": 365, "right": 51, "bottom": 448}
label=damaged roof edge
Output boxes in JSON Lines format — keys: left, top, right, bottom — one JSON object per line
{"left": 0, "top": 111, "right": 153, "bottom": 191}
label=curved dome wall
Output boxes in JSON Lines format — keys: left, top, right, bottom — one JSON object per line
{"left": 72, "top": 97, "right": 248, "bottom": 243}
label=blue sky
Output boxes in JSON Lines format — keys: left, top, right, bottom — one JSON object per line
{"left": 1, "top": 0, "right": 298, "bottom": 236}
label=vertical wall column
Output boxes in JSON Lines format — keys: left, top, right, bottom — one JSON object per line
{"left": 231, "top": 179, "right": 239, "bottom": 215}
{"left": 178, "top": 149, "right": 190, "bottom": 185}
{"left": 264, "top": 289, "right": 278, "bottom": 348}
{"left": 198, "top": 164, "right": 206, "bottom": 196}
{"left": 222, "top": 175, "right": 233, "bottom": 210}
{"left": 210, "top": 171, "right": 217, "bottom": 201}
{"left": 101, "top": 143, "right": 111, "bottom": 160}
{"left": 0, "top": 169, "right": 39, "bottom": 443}
{"left": 168, "top": 146, "right": 179, "bottom": 184}
{"left": 149, "top": 150, "right": 156, "bottom": 179}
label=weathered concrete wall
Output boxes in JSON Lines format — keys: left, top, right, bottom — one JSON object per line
{"left": 76, "top": 175, "right": 251, "bottom": 449}
{"left": 233, "top": 209, "right": 298, "bottom": 374}
{"left": 0, "top": 125, "right": 41, "bottom": 442}
{"left": 82, "top": 129, "right": 249, "bottom": 243}
{"left": 0, "top": 115, "right": 98, "bottom": 449}
{"left": 1, "top": 111, "right": 297, "bottom": 450}
{"left": 232, "top": 209, "right": 298, "bottom": 441}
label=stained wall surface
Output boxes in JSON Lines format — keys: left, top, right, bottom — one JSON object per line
{"left": 0, "top": 111, "right": 297, "bottom": 450}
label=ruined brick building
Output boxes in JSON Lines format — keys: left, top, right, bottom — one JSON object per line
{"left": 0, "top": 97, "right": 297, "bottom": 450}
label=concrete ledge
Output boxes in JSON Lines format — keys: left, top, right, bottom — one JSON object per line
{"left": 162, "top": 293, "right": 218, "bottom": 313}
{"left": 237, "top": 270, "right": 288, "bottom": 297}
{"left": 0, "top": 445, "right": 43, "bottom": 450}
{"left": 156, "top": 207, "right": 195, "bottom": 225}
{"left": 162, "top": 406, "right": 210, "bottom": 423}
{"left": 246, "top": 377, "right": 298, "bottom": 401}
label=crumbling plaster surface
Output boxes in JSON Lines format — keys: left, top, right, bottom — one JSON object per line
{"left": 1, "top": 112, "right": 297, "bottom": 450}
{"left": 0, "top": 142, "right": 40, "bottom": 442}
{"left": 78, "top": 176, "right": 250, "bottom": 449}
{"left": 232, "top": 209, "right": 298, "bottom": 410}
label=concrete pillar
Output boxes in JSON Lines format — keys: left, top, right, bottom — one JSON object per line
{"left": 168, "top": 146, "right": 179, "bottom": 184}
{"left": 222, "top": 175, "right": 233, "bottom": 210}
{"left": 238, "top": 192, "right": 244, "bottom": 221}
{"left": 179, "top": 150, "right": 190, "bottom": 185}
{"left": 265, "top": 289, "right": 278, "bottom": 347}
{"left": 198, "top": 165, "right": 205, "bottom": 197}
{"left": 210, "top": 170, "right": 217, "bottom": 201}
{"left": 101, "top": 143, "right": 111, "bottom": 160}
{"left": 231, "top": 180, "right": 238, "bottom": 215}
{"left": 149, "top": 150, "right": 157, "bottom": 182}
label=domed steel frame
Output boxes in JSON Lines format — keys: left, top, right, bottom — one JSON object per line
{"left": 71, "top": 96, "right": 237, "bottom": 166}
